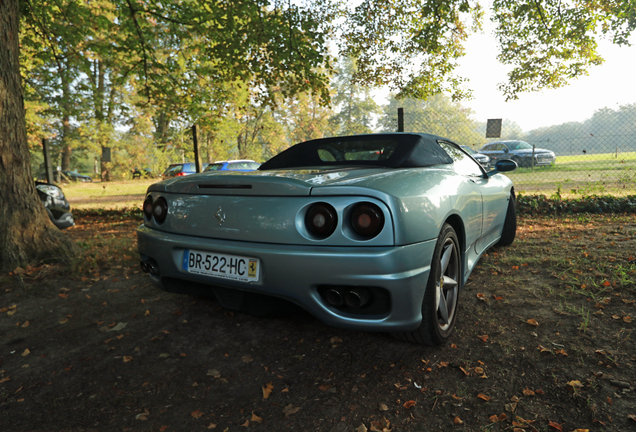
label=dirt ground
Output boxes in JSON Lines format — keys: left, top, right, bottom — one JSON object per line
{"left": 1, "top": 211, "right": 635, "bottom": 432}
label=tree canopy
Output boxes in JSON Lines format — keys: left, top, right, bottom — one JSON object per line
{"left": 2, "top": 0, "right": 636, "bottom": 271}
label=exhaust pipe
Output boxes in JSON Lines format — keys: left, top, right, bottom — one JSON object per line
{"left": 140, "top": 261, "right": 150, "bottom": 273}
{"left": 140, "top": 260, "right": 160, "bottom": 276}
{"left": 324, "top": 289, "right": 343, "bottom": 307}
{"left": 345, "top": 288, "right": 370, "bottom": 308}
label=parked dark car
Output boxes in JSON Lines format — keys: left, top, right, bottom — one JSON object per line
{"left": 479, "top": 140, "right": 556, "bottom": 168}
{"left": 162, "top": 163, "right": 210, "bottom": 179}
{"left": 62, "top": 170, "right": 93, "bottom": 182}
{"left": 132, "top": 167, "right": 154, "bottom": 179}
{"left": 36, "top": 182, "right": 74, "bottom": 229}
{"left": 460, "top": 145, "right": 490, "bottom": 169}
{"left": 204, "top": 160, "right": 261, "bottom": 172}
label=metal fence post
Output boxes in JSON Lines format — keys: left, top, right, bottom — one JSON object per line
{"left": 397, "top": 108, "right": 404, "bottom": 132}
{"left": 192, "top": 125, "right": 202, "bottom": 173}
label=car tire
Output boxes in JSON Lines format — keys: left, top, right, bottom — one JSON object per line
{"left": 497, "top": 192, "right": 516, "bottom": 246}
{"left": 392, "top": 223, "right": 461, "bottom": 346}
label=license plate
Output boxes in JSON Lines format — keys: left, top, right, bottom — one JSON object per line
{"left": 182, "top": 249, "right": 259, "bottom": 282}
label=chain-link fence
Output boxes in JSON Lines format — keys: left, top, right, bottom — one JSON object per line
{"left": 51, "top": 105, "right": 636, "bottom": 209}
{"left": 389, "top": 107, "right": 636, "bottom": 197}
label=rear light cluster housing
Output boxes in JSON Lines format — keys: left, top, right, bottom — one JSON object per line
{"left": 143, "top": 195, "right": 168, "bottom": 224}
{"left": 305, "top": 202, "right": 385, "bottom": 240}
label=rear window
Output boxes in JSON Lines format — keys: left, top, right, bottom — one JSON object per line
{"left": 316, "top": 140, "right": 398, "bottom": 162}
{"left": 227, "top": 162, "right": 260, "bottom": 170}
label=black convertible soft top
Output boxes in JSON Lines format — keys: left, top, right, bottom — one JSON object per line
{"left": 259, "top": 133, "right": 455, "bottom": 170}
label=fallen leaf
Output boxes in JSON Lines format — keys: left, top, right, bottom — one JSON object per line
{"left": 527, "top": 318, "right": 539, "bottom": 327}
{"left": 262, "top": 382, "right": 273, "bottom": 399}
{"left": 628, "top": 414, "right": 636, "bottom": 422}
{"left": 207, "top": 369, "right": 220, "bottom": 377}
{"left": 355, "top": 424, "right": 368, "bottom": 432}
{"left": 207, "top": 423, "right": 217, "bottom": 429}
{"left": 22, "top": 349, "right": 30, "bottom": 357}
{"left": 159, "top": 353, "right": 170, "bottom": 358}
{"left": 403, "top": 400, "right": 416, "bottom": 409}
{"left": 548, "top": 420, "right": 563, "bottom": 431}
{"left": 535, "top": 389, "right": 545, "bottom": 395}
{"left": 603, "top": 280, "right": 611, "bottom": 287}
{"left": 59, "top": 318, "right": 68, "bottom": 324}
{"left": 107, "top": 322, "right": 127, "bottom": 332}
{"left": 477, "top": 293, "right": 487, "bottom": 301}
{"left": 379, "top": 403, "right": 389, "bottom": 411}
{"left": 459, "top": 366, "right": 469, "bottom": 376}
{"left": 523, "top": 388, "right": 535, "bottom": 396}
{"left": 474, "top": 366, "right": 484, "bottom": 374}
{"left": 123, "top": 356, "right": 133, "bottom": 363}
{"left": 369, "top": 418, "right": 391, "bottom": 432}
{"left": 624, "top": 316, "right": 632, "bottom": 323}
{"left": 282, "top": 404, "right": 300, "bottom": 417}
{"left": 454, "top": 416, "right": 463, "bottom": 425}
{"left": 241, "top": 355, "right": 253, "bottom": 363}
{"left": 191, "top": 410, "right": 204, "bottom": 419}
{"left": 489, "top": 414, "right": 499, "bottom": 423}
{"left": 0, "top": 377, "right": 10, "bottom": 384}
{"left": 498, "top": 413, "right": 507, "bottom": 421}
{"left": 159, "top": 426, "right": 168, "bottom": 431}
{"left": 477, "top": 334, "right": 489, "bottom": 342}
{"left": 21, "top": 321, "right": 29, "bottom": 328}
{"left": 241, "top": 420, "right": 249, "bottom": 427}
{"left": 135, "top": 409, "right": 150, "bottom": 420}
{"left": 567, "top": 380, "right": 584, "bottom": 388}
{"left": 477, "top": 393, "right": 491, "bottom": 401}
{"left": 59, "top": 293, "right": 68, "bottom": 299}
{"left": 330, "top": 336, "right": 343, "bottom": 343}
{"left": 251, "top": 412, "right": 262, "bottom": 423}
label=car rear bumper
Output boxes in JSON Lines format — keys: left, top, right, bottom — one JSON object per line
{"left": 137, "top": 224, "right": 436, "bottom": 332}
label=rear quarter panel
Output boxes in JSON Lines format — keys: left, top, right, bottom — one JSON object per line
{"left": 311, "top": 167, "right": 479, "bottom": 246}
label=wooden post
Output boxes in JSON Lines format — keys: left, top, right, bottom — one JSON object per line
{"left": 192, "top": 125, "right": 202, "bottom": 173}
{"left": 397, "top": 108, "right": 404, "bottom": 132}
{"left": 42, "top": 138, "right": 54, "bottom": 184}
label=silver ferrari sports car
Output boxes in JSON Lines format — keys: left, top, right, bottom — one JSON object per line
{"left": 137, "top": 133, "right": 517, "bottom": 345}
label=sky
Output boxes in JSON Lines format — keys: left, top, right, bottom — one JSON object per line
{"left": 453, "top": 22, "right": 636, "bottom": 132}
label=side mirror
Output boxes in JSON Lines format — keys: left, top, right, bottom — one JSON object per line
{"left": 486, "top": 159, "right": 517, "bottom": 177}
{"left": 503, "top": 147, "right": 509, "bottom": 153}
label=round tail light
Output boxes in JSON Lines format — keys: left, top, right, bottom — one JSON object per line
{"left": 305, "top": 203, "right": 337, "bottom": 238}
{"left": 350, "top": 203, "right": 384, "bottom": 238}
{"left": 152, "top": 197, "right": 168, "bottom": 224}
{"left": 143, "top": 196, "right": 153, "bottom": 220}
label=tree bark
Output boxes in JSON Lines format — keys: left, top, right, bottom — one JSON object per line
{"left": 60, "top": 60, "right": 72, "bottom": 170}
{"left": 0, "top": 0, "right": 77, "bottom": 272}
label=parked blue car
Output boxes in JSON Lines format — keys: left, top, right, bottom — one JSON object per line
{"left": 138, "top": 133, "right": 517, "bottom": 345}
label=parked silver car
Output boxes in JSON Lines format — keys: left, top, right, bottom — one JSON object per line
{"left": 138, "top": 133, "right": 518, "bottom": 346}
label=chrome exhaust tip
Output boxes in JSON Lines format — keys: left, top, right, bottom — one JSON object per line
{"left": 345, "top": 288, "right": 370, "bottom": 308}
{"left": 325, "top": 289, "right": 344, "bottom": 307}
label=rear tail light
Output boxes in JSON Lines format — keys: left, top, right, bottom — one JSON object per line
{"left": 143, "top": 196, "right": 153, "bottom": 220}
{"left": 152, "top": 197, "right": 168, "bottom": 224}
{"left": 176, "top": 172, "right": 187, "bottom": 177}
{"left": 305, "top": 203, "right": 337, "bottom": 238}
{"left": 350, "top": 202, "right": 384, "bottom": 238}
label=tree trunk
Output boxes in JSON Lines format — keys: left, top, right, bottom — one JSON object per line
{"left": 60, "top": 60, "right": 72, "bottom": 170}
{"left": 0, "top": 0, "right": 77, "bottom": 272}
